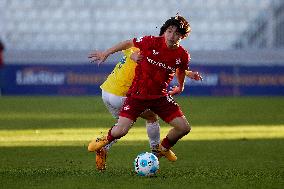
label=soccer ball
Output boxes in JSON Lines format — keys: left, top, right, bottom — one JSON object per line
{"left": 134, "top": 152, "right": 159, "bottom": 176}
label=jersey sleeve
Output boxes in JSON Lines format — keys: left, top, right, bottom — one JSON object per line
{"left": 133, "top": 36, "right": 154, "bottom": 51}
{"left": 180, "top": 51, "right": 190, "bottom": 71}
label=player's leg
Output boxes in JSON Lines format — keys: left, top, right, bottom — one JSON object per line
{"left": 139, "top": 110, "right": 161, "bottom": 155}
{"left": 101, "top": 90, "right": 127, "bottom": 151}
{"left": 158, "top": 116, "right": 190, "bottom": 162}
{"left": 101, "top": 89, "right": 125, "bottom": 119}
{"left": 89, "top": 116, "right": 138, "bottom": 170}
{"left": 89, "top": 96, "right": 146, "bottom": 151}
{"left": 88, "top": 116, "right": 134, "bottom": 152}
{"left": 108, "top": 96, "right": 148, "bottom": 139}
{"left": 162, "top": 115, "right": 191, "bottom": 149}
{"left": 152, "top": 96, "right": 191, "bottom": 161}
{"left": 92, "top": 90, "right": 125, "bottom": 170}
{"left": 108, "top": 116, "right": 134, "bottom": 138}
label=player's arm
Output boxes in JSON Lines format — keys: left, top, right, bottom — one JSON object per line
{"left": 168, "top": 68, "right": 186, "bottom": 96}
{"left": 88, "top": 39, "right": 134, "bottom": 65}
{"left": 185, "top": 70, "right": 203, "bottom": 81}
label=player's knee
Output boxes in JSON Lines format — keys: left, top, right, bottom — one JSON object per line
{"left": 121, "top": 128, "right": 129, "bottom": 136}
{"left": 184, "top": 125, "right": 191, "bottom": 135}
{"left": 182, "top": 123, "right": 191, "bottom": 135}
{"left": 112, "top": 125, "right": 130, "bottom": 138}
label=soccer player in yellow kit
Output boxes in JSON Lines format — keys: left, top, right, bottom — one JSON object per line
{"left": 93, "top": 46, "right": 202, "bottom": 170}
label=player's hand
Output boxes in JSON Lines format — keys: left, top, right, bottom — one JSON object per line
{"left": 130, "top": 51, "right": 143, "bottom": 63}
{"left": 88, "top": 51, "right": 108, "bottom": 65}
{"left": 168, "top": 86, "right": 182, "bottom": 96}
{"left": 191, "top": 71, "right": 203, "bottom": 81}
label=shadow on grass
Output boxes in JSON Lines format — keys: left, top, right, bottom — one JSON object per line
{"left": 0, "top": 139, "right": 283, "bottom": 189}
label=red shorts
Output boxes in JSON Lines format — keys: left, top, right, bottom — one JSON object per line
{"left": 119, "top": 96, "right": 184, "bottom": 123}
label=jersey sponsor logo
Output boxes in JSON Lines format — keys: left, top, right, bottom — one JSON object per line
{"left": 136, "top": 37, "right": 143, "bottom": 43}
{"left": 146, "top": 57, "right": 176, "bottom": 72}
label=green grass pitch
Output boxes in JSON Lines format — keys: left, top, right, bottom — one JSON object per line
{"left": 0, "top": 96, "right": 283, "bottom": 189}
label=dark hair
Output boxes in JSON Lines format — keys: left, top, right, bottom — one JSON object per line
{"left": 159, "top": 15, "right": 191, "bottom": 38}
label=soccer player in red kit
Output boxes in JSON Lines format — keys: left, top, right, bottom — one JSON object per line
{"left": 88, "top": 15, "right": 192, "bottom": 162}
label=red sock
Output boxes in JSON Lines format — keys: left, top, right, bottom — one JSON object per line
{"left": 106, "top": 125, "right": 122, "bottom": 142}
{"left": 107, "top": 126, "right": 115, "bottom": 142}
{"left": 161, "top": 137, "right": 177, "bottom": 149}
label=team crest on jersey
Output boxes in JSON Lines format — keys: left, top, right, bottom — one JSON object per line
{"left": 175, "top": 58, "right": 181, "bottom": 65}
{"left": 136, "top": 37, "right": 143, "bottom": 43}
{"left": 119, "top": 56, "right": 126, "bottom": 64}
{"left": 152, "top": 50, "right": 159, "bottom": 55}
{"left": 123, "top": 105, "right": 130, "bottom": 111}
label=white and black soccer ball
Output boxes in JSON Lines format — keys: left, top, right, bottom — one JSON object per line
{"left": 134, "top": 152, "right": 159, "bottom": 176}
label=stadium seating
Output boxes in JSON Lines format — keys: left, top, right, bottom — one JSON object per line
{"left": 234, "top": 0, "right": 284, "bottom": 49}
{"left": 0, "top": 0, "right": 276, "bottom": 51}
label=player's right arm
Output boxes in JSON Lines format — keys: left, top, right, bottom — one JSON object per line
{"left": 168, "top": 68, "right": 186, "bottom": 96}
{"left": 88, "top": 39, "right": 134, "bottom": 65}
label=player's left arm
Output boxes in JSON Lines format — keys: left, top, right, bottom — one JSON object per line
{"left": 185, "top": 70, "right": 203, "bottom": 81}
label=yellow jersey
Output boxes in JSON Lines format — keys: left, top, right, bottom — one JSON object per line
{"left": 100, "top": 47, "right": 139, "bottom": 96}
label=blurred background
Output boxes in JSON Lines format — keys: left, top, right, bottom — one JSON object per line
{"left": 0, "top": 0, "right": 283, "bottom": 95}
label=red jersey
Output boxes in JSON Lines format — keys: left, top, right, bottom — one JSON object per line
{"left": 127, "top": 35, "right": 190, "bottom": 99}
